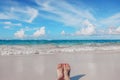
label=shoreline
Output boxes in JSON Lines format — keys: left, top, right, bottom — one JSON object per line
{"left": 1, "top": 44, "right": 120, "bottom": 55}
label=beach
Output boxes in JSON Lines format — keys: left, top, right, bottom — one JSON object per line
{"left": 0, "top": 50, "right": 120, "bottom": 80}
{"left": 0, "top": 40, "right": 120, "bottom": 80}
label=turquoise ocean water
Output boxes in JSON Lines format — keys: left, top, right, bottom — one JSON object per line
{"left": 0, "top": 40, "right": 120, "bottom": 45}
{"left": 0, "top": 40, "right": 120, "bottom": 55}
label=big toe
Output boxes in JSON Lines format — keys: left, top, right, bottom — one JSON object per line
{"left": 66, "top": 64, "right": 71, "bottom": 70}
{"left": 57, "top": 64, "right": 62, "bottom": 69}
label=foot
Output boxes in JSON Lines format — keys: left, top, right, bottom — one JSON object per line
{"left": 57, "top": 64, "right": 64, "bottom": 80}
{"left": 64, "top": 64, "right": 71, "bottom": 80}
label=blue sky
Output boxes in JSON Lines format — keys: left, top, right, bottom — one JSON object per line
{"left": 0, "top": 0, "right": 120, "bottom": 40}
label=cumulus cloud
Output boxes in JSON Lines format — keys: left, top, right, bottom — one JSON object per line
{"left": 33, "top": 27, "right": 45, "bottom": 37}
{"left": 81, "top": 20, "right": 95, "bottom": 35}
{"left": 108, "top": 26, "right": 120, "bottom": 34}
{"left": 14, "top": 27, "right": 46, "bottom": 39}
{"left": 74, "top": 20, "right": 95, "bottom": 35}
{"left": 14, "top": 29, "right": 25, "bottom": 39}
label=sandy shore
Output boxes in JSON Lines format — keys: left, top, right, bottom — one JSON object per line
{"left": 0, "top": 51, "right": 120, "bottom": 80}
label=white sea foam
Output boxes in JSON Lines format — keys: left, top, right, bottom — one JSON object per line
{"left": 0, "top": 44, "right": 120, "bottom": 55}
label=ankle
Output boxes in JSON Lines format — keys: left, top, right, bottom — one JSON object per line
{"left": 64, "top": 77, "right": 70, "bottom": 80}
{"left": 64, "top": 75, "right": 70, "bottom": 80}
{"left": 58, "top": 77, "right": 64, "bottom": 80}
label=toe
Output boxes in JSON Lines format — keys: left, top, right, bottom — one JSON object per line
{"left": 67, "top": 64, "right": 71, "bottom": 70}
{"left": 57, "top": 64, "right": 62, "bottom": 69}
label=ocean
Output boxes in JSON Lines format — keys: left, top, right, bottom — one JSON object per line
{"left": 0, "top": 40, "right": 120, "bottom": 55}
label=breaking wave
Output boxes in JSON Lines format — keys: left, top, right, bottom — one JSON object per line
{"left": 0, "top": 44, "right": 120, "bottom": 55}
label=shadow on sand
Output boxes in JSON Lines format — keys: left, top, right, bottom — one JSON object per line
{"left": 70, "top": 74, "right": 85, "bottom": 80}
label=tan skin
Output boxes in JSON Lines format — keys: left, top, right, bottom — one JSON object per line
{"left": 57, "top": 64, "right": 71, "bottom": 80}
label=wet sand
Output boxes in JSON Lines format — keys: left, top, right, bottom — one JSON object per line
{"left": 0, "top": 51, "right": 120, "bottom": 80}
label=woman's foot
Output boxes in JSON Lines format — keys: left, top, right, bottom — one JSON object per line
{"left": 63, "top": 64, "right": 71, "bottom": 80}
{"left": 57, "top": 64, "right": 64, "bottom": 80}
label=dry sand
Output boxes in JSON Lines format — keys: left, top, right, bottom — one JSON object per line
{"left": 0, "top": 50, "right": 120, "bottom": 80}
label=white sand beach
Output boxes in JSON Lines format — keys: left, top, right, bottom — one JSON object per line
{"left": 0, "top": 50, "right": 120, "bottom": 80}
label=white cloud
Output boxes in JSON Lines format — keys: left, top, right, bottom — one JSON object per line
{"left": 14, "top": 29, "right": 25, "bottom": 39}
{"left": 3, "top": 21, "right": 22, "bottom": 26}
{"left": 2, "top": 21, "right": 22, "bottom": 29}
{"left": 74, "top": 20, "right": 95, "bottom": 35}
{"left": 35, "top": 0, "right": 120, "bottom": 36}
{"left": 2, "top": 0, "right": 120, "bottom": 37}
{"left": 101, "top": 13, "right": 120, "bottom": 26}
{"left": 0, "top": 13, "right": 14, "bottom": 19}
{"left": 33, "top": 27, "right": 45, "bottom": 37}
{"left": 97, "top": 13, "right": 120, "bottom": 35}
{"left": 11, "top": 7, "right": 39, "bottom": 23}
{"left": 108, "top": 26, "right": 120, "bottom": 34}
{"left": 61, "top": 30, "right": 65, "bottom": 35}
{"left": 25, "top": 7, "right": 39, "bottom": 23}
{"left": 81, "top": 20, "right": 95, "bottom": 35}
{"left": 14, "top": 27, "right": 46, "bottom": 39}
{"left": 0, "top": 7, "right": 38, "bottom": 23}
{"left": 35, "top": 0, "right": 96, "bottom": 27}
